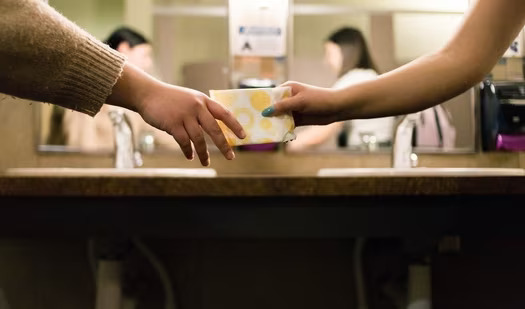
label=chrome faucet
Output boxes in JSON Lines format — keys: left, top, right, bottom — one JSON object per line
{"left": 392, "top": 113, "right": 420, "bottom": 168}
{"left": 108, "top": 109, "right": 143, "bottom": 169}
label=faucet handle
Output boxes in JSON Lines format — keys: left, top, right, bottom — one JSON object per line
{"left": 134, "top": 151, "right": 143, "bottom": 167}
{"left": 392, "top": 113, "right": 421, "bottom": 169}
{"left": 410, "top": 153, "right": 419, "bottom": 168}
{"left": 109, "top": 109, "right": 142, "bottom": 168}
{"left": 108, "top": 109, "right": 124, "bottom": 124}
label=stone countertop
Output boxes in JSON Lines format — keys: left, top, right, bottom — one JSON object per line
{"left": 1, "top": 175, "right": 524, "bottom": 197}
{"left": 1, "top": 174, "right": 525, "bottom": 238}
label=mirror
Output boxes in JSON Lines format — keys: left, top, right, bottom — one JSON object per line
{"left": 38, "top": 0, "right": 183, "bottom": 154}
{"left": 36, "top": 0, "right": 476, "bottom": 155}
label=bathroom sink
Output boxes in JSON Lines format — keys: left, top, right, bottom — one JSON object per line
{"left": 317, "top": 168, "right": 525, "bottom": 177}
{"left": 4, "top": 168, "right": 217, "bottom": 178}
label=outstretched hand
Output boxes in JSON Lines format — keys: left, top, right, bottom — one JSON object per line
{"left": 138, "top": 84, "right": 246, "bottom": 166}
{"left": 108, "top": 63, "right": 246, "bottom": 166}
{"left": 261, "top": 81, "right": 345, "bottom": 126}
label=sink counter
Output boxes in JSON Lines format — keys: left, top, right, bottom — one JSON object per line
{"left": 1, "top": 171, "right": 525, "bottom": 237}
{"left": 1, "top": 171, "right": 525, "bottom": 197}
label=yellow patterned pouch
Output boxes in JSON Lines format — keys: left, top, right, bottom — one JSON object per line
{"left": 210, "top": 87, "right": 296, "bottom": 146}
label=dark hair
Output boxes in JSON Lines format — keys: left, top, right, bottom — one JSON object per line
{"left": 104, "top": 27, "right": 149, "bottom": 50}
{"left": 327, "top": 27, "right": 378, "bottom": 76}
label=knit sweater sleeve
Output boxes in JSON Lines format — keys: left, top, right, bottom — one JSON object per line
{"left": 0, "top": 0, "right": 126, "bottom": 116}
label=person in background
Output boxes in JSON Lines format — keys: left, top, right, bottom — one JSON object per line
{"left": 63, "top": 27, "right": 178, "bottom": 152}
{"left": 106, "top": 27, "right": 154, "bottom": 75}
{"left": 1, "top": 0, "right": 244, "bottom": 166}
{"left": 287, "top": 27, "right": 395, "bottom": 152}
{"left": 263, "top": 0, "right": 525, "bottom": 148}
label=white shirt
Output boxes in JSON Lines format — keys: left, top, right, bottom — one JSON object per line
{"left": 333, "top": 69, "right": 395, "bottom": 147}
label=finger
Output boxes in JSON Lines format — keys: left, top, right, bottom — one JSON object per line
{"left": 198, "top": 111, "right": 235, "bottom": 161}
{"left": 262, "top": 95, "right": 303, "bottom": 117}
{"left": 184, "top": 120, "right": 210, "bottom": 166}
{"left": 206, "top": 99, "right": 246, "bottom": 139}
{"left": 169, "top": 127, "right": 194, "bottom": 160}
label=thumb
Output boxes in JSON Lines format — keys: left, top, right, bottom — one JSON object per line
{"left": 261, "top": 82, "right": 303, "bottom": 117}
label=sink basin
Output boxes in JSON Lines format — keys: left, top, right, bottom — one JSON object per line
{"left": 317, "top": 168, "right": 525, "bottom": 177}
{"left": 4, "top": 168, "right": 217, "bottom": 178}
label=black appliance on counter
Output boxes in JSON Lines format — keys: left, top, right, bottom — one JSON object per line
{"left": 480, "top": 80, "right": 525, "bottom": 151}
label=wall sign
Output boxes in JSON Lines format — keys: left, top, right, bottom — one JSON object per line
{"left": 229, "top": 0, "right": 289, "bottom": 57}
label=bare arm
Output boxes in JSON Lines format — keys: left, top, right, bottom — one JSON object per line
{"left": 346, "top": 0, "right": 525, "bottom": 118}
{"left": 268, "top": 0, "right": 525, "bottom": 125}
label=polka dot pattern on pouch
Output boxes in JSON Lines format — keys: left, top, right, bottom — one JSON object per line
{"left": 210, "top": 87, "right": 296, "bottom": 146}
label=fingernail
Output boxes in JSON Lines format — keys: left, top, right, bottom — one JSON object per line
{"left": 261, "top": 106, "right": 275, "bottom": 117}
{"left": 226, "top": 150, "right": 235, "bottom": 160}
{"left": 240, "top": 130, "right": 247, "bottom": 139}
{"left": 204, "top": 158, "right": 210, "bottom": 166}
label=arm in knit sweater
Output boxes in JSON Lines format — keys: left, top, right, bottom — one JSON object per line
{"left": 0, "top": 0, "right": 125, "bottom": 116}
{"left": 0, "top": 0, "right": 247, "bottom": 166}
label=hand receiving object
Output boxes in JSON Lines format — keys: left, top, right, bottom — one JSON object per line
{"left": 210, "top": 87, "right": 296, "bottom": 146}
